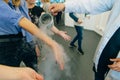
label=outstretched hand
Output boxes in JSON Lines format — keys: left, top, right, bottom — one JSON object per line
{"left": 0, "top": 65, "right": 44, "bottom": 80}
{"left": 58, "top": 30, "right": 71, "bottom": 41}
{"left": 18, "top": 67, "right": 44, "bottom": 80}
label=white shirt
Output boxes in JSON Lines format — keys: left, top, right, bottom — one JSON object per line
{"left": 64, "top": 0, "right": 120, "bottom": 79}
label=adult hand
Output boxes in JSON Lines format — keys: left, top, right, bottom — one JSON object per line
{"left": 108, "top": 58, "right": 120, "bottom": 72}
{"left": 0, "top": 65, "right": 44, "bottom": 80}
{"left": 35, "top": 44, "right": 41, "bottom": 57}
{"left": 77, "top": 18, "right": 83, "bottom": 24}
{"left": 49, "top": 3, "right": 65, "bottom": 16}
{"left": 17, "top": 67, "right": 44, "bottom": 80}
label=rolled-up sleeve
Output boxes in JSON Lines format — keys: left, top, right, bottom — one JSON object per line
{"left": 64, "top": 0, "right": 115, "bottom": 14}
{"left": 9, "top": 11, "right": 24, "bottom": 28}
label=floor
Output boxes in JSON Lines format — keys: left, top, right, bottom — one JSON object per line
{"left": 36, "top": 15, "right": 101, "bottom": 80}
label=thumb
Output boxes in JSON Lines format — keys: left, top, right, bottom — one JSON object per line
{"left": 110, "top": 58, "right": 120, "bottom": 62}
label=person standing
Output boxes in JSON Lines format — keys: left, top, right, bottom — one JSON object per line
{"left": 26, "top": 0, "right": 71, "bottom": 57}
{"left": 0, "top": 0, "right": 38, "bottom": 72}
{"left": 49, "top": 0, "right": 120, "bottom": 80}
{"left": 26, "top": 0, "right": 70, "bottom": 41}
{"left": 69, "top": 12, "right": 84, "bottom": 55}
{"left": 0, "top": 0, "right": 65, "bottom": 74}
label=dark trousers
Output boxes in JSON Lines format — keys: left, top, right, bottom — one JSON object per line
{"left": 70, "top": 25, "right": 83, "bottom": 49}
{"left": 94, "top": 27, "right": 120, "bottom": 80}
{"left": 20, "top": 40, "right": 38, "bottom": 71}
{"left": 0, "top": 38, "right": 38, "bottom": 71}
{"left": 55, "top": 11, "right": 62, "bottom": 24}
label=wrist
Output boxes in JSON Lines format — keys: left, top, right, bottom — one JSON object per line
{"left": 57, "top": 30, "right": 61, "bottom": 35}
{"left": 59, "top": 3, "right": 65, "bottom": 11}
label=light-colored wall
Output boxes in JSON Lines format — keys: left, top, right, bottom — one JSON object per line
{"left": 65, "top": 8, "right": 110, "bottom": 36}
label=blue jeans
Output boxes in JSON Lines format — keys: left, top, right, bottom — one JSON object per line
{"left": 70, "top": 25, "right": 83, "bottom": 49}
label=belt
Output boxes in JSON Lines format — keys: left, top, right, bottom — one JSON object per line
{"left": 0, "top": 38, "right": 23, "bottom": 42}
{"left": 0, "top": 32, "right": 23, "bottom": 38}
{"left": 0, "top": 33, "right": 23, "bottom": 42}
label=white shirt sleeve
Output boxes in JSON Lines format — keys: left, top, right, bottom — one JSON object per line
{"left": 64, "top": 0, "right": 115, "bottom": 14}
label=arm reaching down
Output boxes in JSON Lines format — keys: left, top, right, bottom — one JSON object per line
{"left": 19, "top": 17, "right": 64, "bottom": 70}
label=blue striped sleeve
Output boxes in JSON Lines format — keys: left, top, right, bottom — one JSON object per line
{"left": 69, "top": 13, "right": 78, "bottom": 22}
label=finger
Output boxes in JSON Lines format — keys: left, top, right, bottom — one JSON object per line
{"left": 111, "top": 66, "right": 120, "bottom": 72}
{"left": 49, "top": 6, "right": 57, "bottom": 14}
{"left": 56, "top": 57, "right": 64, "bottom": 70}
{"left": 49, "top": 5, "right": 54, "bottom": 12}
{"left": 66, "top": 35, "right": 71, "bottom": 40}
{"left": 50, "top": 9, "right": 54, "bottom": 13}
{"left": 108, "top": 64, "right": 115, "bottom": 68}
{"left": 116, "top": 69, "right": 120, "bottom": 72}
{"left": 51, "top": 8, "right": 60, "bottom": 15}
{"left": 51, "top": 12, "right": 58, "bottom": 16}
{"left": 110, "top": 58, "right": 120, "bottom": 62}
{"left": 35, "top": 74, "right": 44, "bottom": 80}
{"left": 112, "top": 67, "right": 119, "bottom": 71}
{"left": 60, "top": 62, "right": 64, "bottom": 70}
{"left": 108, "top": 64, "right": 117, "bottom": 69}
{"left": 49, "top": 6, "right": 57, "bottom": 15}
{"left": 64, "top": 37, "right": 71, "bottom": 41}
{"left": 64, "top": 31, "right": 67, "bottom": 34}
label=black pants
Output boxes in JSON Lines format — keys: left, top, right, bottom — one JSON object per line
{"left": 0, "top": 37, "right": 38, "bottom": 72}
{"left": 94, "top": 27, "right": 120, "bottom": 80}
{"left": 19, "top": 40, "right": 38, "bottom": 71}
{"left": 55, "top": 11, "right": 62, "bottom": 24}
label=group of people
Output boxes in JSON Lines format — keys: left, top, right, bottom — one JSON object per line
{"left": 49, "top": 0, "right": 120, "bottom": 80}
{"left": 0, "top": 0, "right": 120, "bottom": 80}
{"left": 0, "top": 0, "right": 68, "bottom": 80}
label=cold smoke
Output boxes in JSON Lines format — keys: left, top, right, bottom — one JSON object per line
{"left": 38, "top": 43, "right": 71, "bottom": 80}
{"left": 37, "top": 13, "right": 72, "bottom": 80}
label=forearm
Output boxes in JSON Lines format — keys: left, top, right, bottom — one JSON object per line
{"left": 19, "top": 17, "right": 64, "bottom": 70}
{"left": 51, "top": 26, "right": 60, "bottom": 35}
{"left": 19, "top": 17, "right": 57, "bottom": 48}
